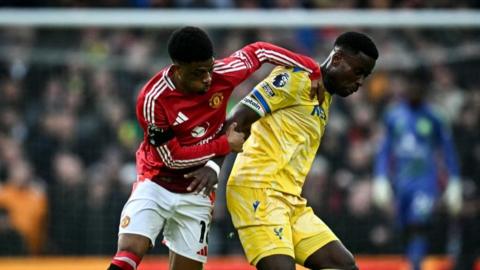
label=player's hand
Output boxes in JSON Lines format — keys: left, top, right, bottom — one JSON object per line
{"left": 444, "top": 178, "right": 462, "bottom": 216}
{"left": 185, "top": 167, "right": 218, "bottom": 196}
{"left": 309, "top": 79, "right": 325, "bottom": 105}
{"left": 372, "top": 176, "right": 393, "bottom": 211}
{"left": 226, "top": 122, "right": 245, "bottom": 153}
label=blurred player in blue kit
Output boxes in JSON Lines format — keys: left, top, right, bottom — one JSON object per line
{"left": 373, "top": 70, "right": 462, "bottom": 270}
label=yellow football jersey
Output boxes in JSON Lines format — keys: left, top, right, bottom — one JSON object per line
{"left": 228, "top": 66, "right": 332, "bottom": 196}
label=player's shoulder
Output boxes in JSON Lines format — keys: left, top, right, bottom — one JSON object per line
{"left": 271, "top": 66, "right": 309, "bottom": 76}
{"left": 384, "top": 102, "right": 404, "bottom": 119}
{"left": 268, "top": 66, "right": 309, "bottom": 87}
{"left": 274, "top": 66, "right": 309, "bottom": 79}
{"left": 141, "top": 67, "right": 176, "bottom": 100}
{"left": 424, "top": 104, "right": 448, "bottom": 125}
{"left": 213, "top": 56, "right": 249, "bottom": 75}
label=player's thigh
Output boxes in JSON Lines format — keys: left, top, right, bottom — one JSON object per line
{"left": 407, "top": 189, "right": 436, "bottom": 225}
{"left": 226, "top": 186, "right": 294, "bottom": 265}
{"left": 169, "top": 250, "right": 203, "bottom": 270}
{"left": 291, "top": 204, "right": 339, "bottom": 265}
{"left": 256, "top": 254, "right": 296, "bottom": 270}
{"left": 163, "top": 191, "right": 215, "bottom": 264}
{"left": 303, "top": 241, "right": 357, "bottom": 270}
{"left": 118, "top": 181, "right": 174, "bottom": 252}
{"left": 117, "top": 198, "right": 166, "bottom": 251}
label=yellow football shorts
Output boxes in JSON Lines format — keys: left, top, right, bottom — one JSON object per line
{"left": 226, "top": 185, "right": 338, "bottom": 266}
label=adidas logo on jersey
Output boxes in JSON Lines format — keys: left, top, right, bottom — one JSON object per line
{"left": 196, "top": 246, "right": 208, "bottom": 256}
{"left": 173, "top": 112, "right": 189, "bottom": 126}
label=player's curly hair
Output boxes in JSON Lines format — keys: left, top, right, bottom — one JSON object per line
{"left": 168, "top": 26, "right": 214, "bottom": 63}
{"left": 335, "top": 32, "right": 379, "bottom": 60}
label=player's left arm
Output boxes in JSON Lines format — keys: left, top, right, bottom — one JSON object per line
{"left": 436, "top": 118, "right": 460, "bottom": 178}
{"left": 242, "top": 42, "right": 321, "bottom": 80}
{"left": 436, "top": 115, "right": 462, "bottom": 215}
{"left": 226, "top": 102, "right": 261, "bottom": 139}
{"left": 216, "top": 42, "right": 320, "bottom": 87}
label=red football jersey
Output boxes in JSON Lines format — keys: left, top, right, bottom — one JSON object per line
{"left": 135, "top": 42, "right": 320, "bottom": 193}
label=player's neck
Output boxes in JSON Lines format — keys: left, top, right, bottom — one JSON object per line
{"left": 171, "top": 70, "right": 190, "bottom": 94}
{"left": 320, "top": 65, "right": 335, "bottom": 95}
{"left": 408, "top": 100, "right": 423, "bottom": 108}
{"left": 320, "top": 65, "right": 334, "bottom": 95}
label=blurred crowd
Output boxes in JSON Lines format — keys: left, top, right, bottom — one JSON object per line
{"left": 1, "top": 0, "right": 479, "bottom": 9}
{"left": 0, "top": 22, "right": 478, "bottom": 262}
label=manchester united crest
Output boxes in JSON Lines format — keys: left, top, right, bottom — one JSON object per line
{"left": 120, "top": 216, "right": 130, "bottom": 228}
{"left": 209, "top": 92, "right": 224, "bottom": 109}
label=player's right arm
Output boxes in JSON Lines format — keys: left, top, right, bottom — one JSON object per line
{"left": 145, "top": 122, "right": 244, "bottom": 169}
{"left": 138, "top": 92, "right": 244, "bottom": 170}
{"left": 227, "top": 104, "right": 260, "bottom": 140}
{"left": 374, "top": 114, "right": 393, "bottom": 180}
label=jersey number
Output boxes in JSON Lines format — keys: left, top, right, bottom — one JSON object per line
{"left": 199, "top": 220, "right": 208, "bottom": 244}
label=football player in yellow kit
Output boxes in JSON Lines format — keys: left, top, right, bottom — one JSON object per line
{"left": 226, "top": 32, "right": 378, "bottom": 270}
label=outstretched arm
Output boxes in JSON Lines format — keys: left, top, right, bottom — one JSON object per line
{"left": 216, "top": 41, "right": 320, "bottom": 88}
{"left": 148, "top": 128, "right": 229, "bottom": 169}
{"left": 149, "top": 123, "right": 244, "bottom": 170}
{"left": 241, "top": 42, "right": 321, "bottom": 80}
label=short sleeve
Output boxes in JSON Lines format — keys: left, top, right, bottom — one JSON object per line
{"left": 240, "top": 66, "right": 309, "bottom": 117}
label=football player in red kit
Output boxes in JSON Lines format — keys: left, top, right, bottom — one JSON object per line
{"left": 107, "top": 26, "right": 321, "bottom": 270}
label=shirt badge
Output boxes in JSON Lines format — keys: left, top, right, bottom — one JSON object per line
{"left": 120, "top": 216, "right": 130, "bottom": 228}
{"left": 209, "top": 92, "right": 224, "bottom": 109}
{"left": 272, "top": 73, "right": 289, "bottom": 87}
{"left": 191, "top": 122, "right": 210, "bottom": 138}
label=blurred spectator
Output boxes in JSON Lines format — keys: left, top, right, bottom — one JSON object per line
{"left": 0, "top": 207, "right": 26, "bottom": 256}
{"left": 84, "top": 147, "right": 131, "bottom": 254}
{"left": 429, "top": 64, "right": 466, "bottom": 125}
{"left": 342, "top": 179, "right": 393, "bottom": 254}
{"left": 48, "top": 152, "right": 87, "bottom": 254}
{"left": 26, "top": 111, "right": 79, "bottom": 182}
{"left": 302, "top": 156, "right": 329, "bottom": 213}
{"left": 0, "top": 159, "right": 47, "bottom": 255}
{"left": 452, "top": 91, "right": 480, "bottom": 270}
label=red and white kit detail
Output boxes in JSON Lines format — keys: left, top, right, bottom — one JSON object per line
{"left": 135, "top": 42, "right": 320, "bottom": 193}
{"left": 119, "top": 180, "right": 215, "bottom": 263}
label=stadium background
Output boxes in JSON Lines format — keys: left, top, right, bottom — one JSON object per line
{"left": 0, "top": 1, "right": 478, "bottom": 270}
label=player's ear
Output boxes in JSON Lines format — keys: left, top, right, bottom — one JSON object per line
{"left": 171, "top": 63, "right": 180, "bottom": 72}
{"left": 171, "top": 63, "right": 185, "bottom": 80}
{"left": 331, "top": 52, "right": 343, "bottom": 67}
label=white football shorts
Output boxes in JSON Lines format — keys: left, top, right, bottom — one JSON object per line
{"left": 118, "top": 179, "right": 215, "bottom": 263}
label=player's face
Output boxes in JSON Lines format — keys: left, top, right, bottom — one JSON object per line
{"left": 177, "top": 58, "right": 214, "bottom": 94}
{"left": 325, "top": 50, "right": 376, "bottom": 97}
